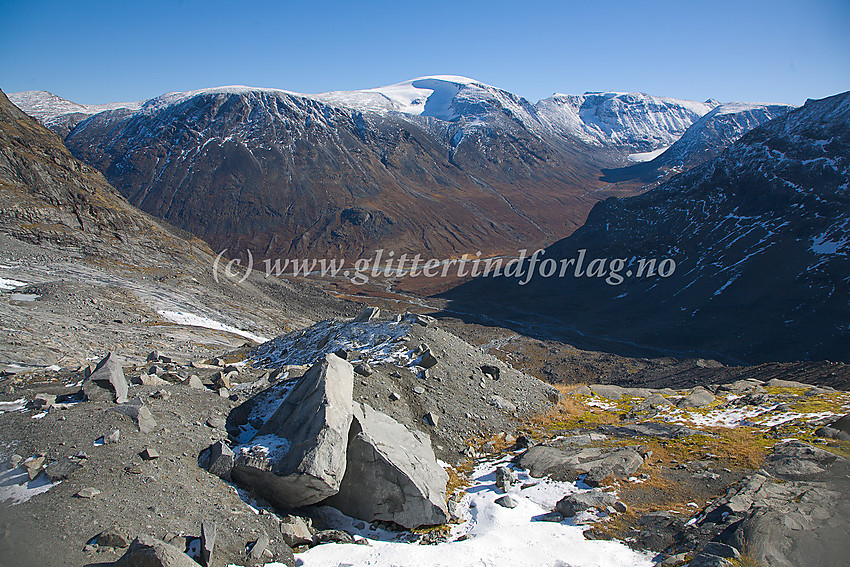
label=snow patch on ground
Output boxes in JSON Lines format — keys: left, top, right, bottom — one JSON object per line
{"left": 157, "top": 310, "right": 268, "bottom": 343}
{"left": 0, "top": 399, "right": 27, "bottom": 413}
{"left": 0, "top": 469, "right": 59, "bottom": 505}
{"left": 293, "top": 458, "right": 653, "bottom": 567}
{"left": 0, "top": 277, "right": 27, "bottom": 291}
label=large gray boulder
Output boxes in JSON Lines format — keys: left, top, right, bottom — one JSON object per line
{"left": 231, "top": 353, "right": 354, "bottom": 508}
{"left": 327, "top": 403, "right": 449, "bottom": 529}
{"left": 83, "top": 352, "right": 129, "bottom": 403}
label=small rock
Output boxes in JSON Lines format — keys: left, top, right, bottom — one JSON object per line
{"left": 33, "top": 393, "right": 57, "bottom": 409}
{"left": 151, "top": 389, "right": 171, "bottom": 400}
{"left": 418, "top": 349, "right": 438, "bottom": 369}
{"left": 489, "top": 394, "right": 517, "bottom": 413}
{"left": 280, "top": 515, "right": 313, "bottom": 547}
{"left": 613, "top": 501, "right": 628, "bottom": 513}
{"left": 8, "top": 454, "right": 22, "bottom": 468}
{"left": 141, "top": 447, "right": 159, "bottom": 460}
{"left": 105, "top": 429, "right": 120, "bottom": 444}
{"left": 423, "top": 412, "right": 439, "bottom": 427}
{"left": 200, "top": 521, "right": 216, "bottom": 567}
{"left": 212, "top": 371, "right": 232, "bottom": 390}
{"left": 480, "top": 365, "right": 500, "bottom": 379}
{"left": 23, "top": 455, "right": 45, "bottom": 480}
{"left": 495, "top": 466, "right": 516, "bottom": 492}
{"left": 249, "top": 534, "right": 270, "bottom": 560}
{"left": 218, "top": 387, "right": 230, "bottom": 398}
{"left": 76, "top": 487, "right": 101, "bottom": 498}
{"left": 556, "top": 490, "right": 617, "bottom": 517}
{"left": 206, "top": 441, "right": 234, "bottom": 481}
{"left": 354, "top": 363, "right": 373, "bottom": 377}
{"left": 539, "top": 511, "right": 563, "bottom": 522}
{"left": 45, "top": 458, "right": 83, "bottom": 482}
{"left": 146, "top": 351, "right": 160, "bottom": 362}
{"left": 495, "top": 495, "right": 517, "bottom": 508}
{"left": 314, "top": 530, "right": 355, "bottom": 545}
{"left": 413, "top": 386, "right": 426, "bottom": 395}
{"left": 187, "top": 375, "right": 205, "bottom": 389}
{"left": 389, "top": 392, "right": 401, "bottom": 401}
{"left": 87, "top": 352, "right": 130, "bottom": 404}
{"left": 114, "top": 534, "right": 198, "bottom": 567}
{"left": 97, "top": 531, "right": 129, "bottom": 548}
{"left": 352, "top": 306, "right": 380, "bottom": 323}
{"left": 206, "top": 417, "right": 226, "bottom": 430}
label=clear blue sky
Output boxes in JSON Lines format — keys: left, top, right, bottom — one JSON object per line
{"left": 1, "top": 0, "right": 848, "bottom": 106}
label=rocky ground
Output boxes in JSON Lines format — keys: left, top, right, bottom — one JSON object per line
{"left": 0, "top": 303, "right": 848, "bottom": 567}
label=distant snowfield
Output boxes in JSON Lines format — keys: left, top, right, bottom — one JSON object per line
{"left": 156, "top": 310, "right": 268, "bottom": 343}
{"left": 281, "top": 458, "right": 653, "bottom": 567}
{"left": 628, "top": 146, "right": 669, "bottom": 162}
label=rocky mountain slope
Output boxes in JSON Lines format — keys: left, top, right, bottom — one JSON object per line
{"left": 445, "top": 91, "right": 850, "bottom": 364}
{"left": 10, "top": 79, "right": 740, "bottom": 261}
{"left": 602, "top": 102, "right": 794, "bottom": 187}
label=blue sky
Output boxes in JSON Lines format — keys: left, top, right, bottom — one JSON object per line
{"left": 1, "top": 0, "right": 848, "bottom": 106}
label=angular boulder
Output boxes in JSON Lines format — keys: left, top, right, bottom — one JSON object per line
{"left": 83, "top": 352, "right": 129, "bottom": 403}
{"left": 231, "top": 353, "right": 354, "bottom": 508}
{"left": 326, "top": 403, "right": 449, "bottom": 529}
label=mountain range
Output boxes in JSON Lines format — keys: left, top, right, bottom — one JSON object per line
{"left": 445, "top": 91, "right": 850, "bottom": 364}
{"left": 10, "top": 77, "right": 790, "bottom": 260}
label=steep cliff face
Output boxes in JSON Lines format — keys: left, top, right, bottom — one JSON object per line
{"left": 446, "top": 92, "right": 850, "bottom": 364}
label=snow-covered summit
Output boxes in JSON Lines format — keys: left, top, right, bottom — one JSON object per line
{"left": 314, "top": 75, "right": 528, "bottom": 122}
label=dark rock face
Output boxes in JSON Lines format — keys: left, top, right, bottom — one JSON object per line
{"left": 448, "top": 91, "right": 850, "bottom": 364}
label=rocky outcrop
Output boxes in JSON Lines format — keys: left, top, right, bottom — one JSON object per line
{"left": 327, "top": 403, "right": 449, "bottom": 528}
{"left": 231, "top": 353, "right": 354, "bottom": 508}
